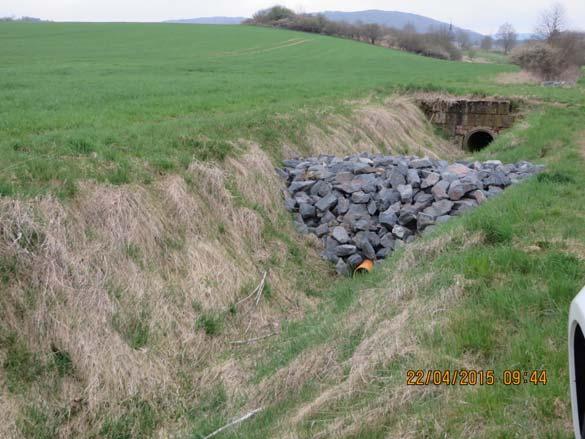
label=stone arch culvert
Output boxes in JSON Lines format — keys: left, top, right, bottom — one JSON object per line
{"left": 417, "top": 96, "right": 518, "bottom": 151}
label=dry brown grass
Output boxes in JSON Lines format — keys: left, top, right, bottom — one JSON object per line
{"left": 0, "top": 100, "right": 454, "bottom": 437}
{"left": 0, "top": 143, "right": 328, "bottom": 436}
{"left": 495, "top": 71, "right": 540, "bottom": 85}
{"left": 304, "top": 96, "right": 460, "bottom": 160}
{"left": 256, "top": 345, "right": 344, "bottom": 407}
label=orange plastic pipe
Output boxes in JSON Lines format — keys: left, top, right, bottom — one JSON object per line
{"left": 354, "top": 259, "right": 374, "bottom": 276}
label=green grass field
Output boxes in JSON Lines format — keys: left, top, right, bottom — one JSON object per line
{"left": 1, "top": 22, "right": 585, "bottom": 439}
{"left": 1, "top": 23, "right": 582, "bottom": 197}
{"left": 465, "top": 49, "right": 510, "bottom": 64}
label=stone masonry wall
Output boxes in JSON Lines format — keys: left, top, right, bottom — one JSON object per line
{"left": 418, "top": 98, "right": 516, "bottom": 148}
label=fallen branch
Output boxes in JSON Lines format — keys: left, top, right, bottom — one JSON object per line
{"left": 203, "top": 407, "right": 263, "bottom": 439}
{"left": 234, "top": 271, "right": 267, "bottom": 307}
{"left": 254, "top": 271, "right": 268, "bottom": 306}
{"left": 234, "top": 286, "right": 259, "bottom": 307}
{"left": 229, "top": 332, "right": 276, "bottom": 345}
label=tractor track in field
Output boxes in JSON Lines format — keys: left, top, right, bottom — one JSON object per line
{"left": 212, "top": 38, "right": 311, "bottom": 57}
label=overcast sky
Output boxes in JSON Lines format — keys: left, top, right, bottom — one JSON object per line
{"left": 2, "top": 0, "right": 584, "bottom": 35}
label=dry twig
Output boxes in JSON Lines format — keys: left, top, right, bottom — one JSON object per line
{"left": 202, "top": 407, "right": 263, "bottom": 439}
{"left": 234, "top": 271, "right": 267, "bottom": 307}
{"left": 229, "top": 332, "right": 276, "bottom": 345}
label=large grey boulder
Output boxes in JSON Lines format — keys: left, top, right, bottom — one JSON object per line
{"left": 387, "top": 169, "right": 406, "bottom": 188}
{"left": 414, "top": 192, "right": 434, "bottom": 205}
{"left": 315, "top": 194, "right": 338, "bottom": 212}
{"left": 315, "top": 223, "right": 329, "bottom": 237}
{"left": 340, "top": 174, "right": 378, "bottom": 193}
{"left": 355, "top": 233, "right": 376, "bottom": 260}
{"left": 368, "top": 231, "right": 381, "bottom": 248}
{"left": 310, "top": 180, "right": 332, "bottom": 197}
{"left": 320, "top": 210, "right": 336, "bottom": 225}
{"left": 336, "top": 196, "right": 350, "bottom": 214}
{"left": 397, "top": 184, "right": 414, "bottom": 203}
{"left": 417, "top": 213, "right": 435, "bottom": 231}
{"left": 431, "top": 180, "right": 450, "bottom": 200}
{"left": 392, "top": 225, "right": 412, "bottom": 240}
{"left": 354, "top": 219, "right": 372, "bottom": 231}
{"left": 469, "top": 189, "right": 487, "bottom": 204}
{"left": 347, "top": 253, "right": 364, "bottom": 269}
{"left": 379, "top": 208, "right": 398, "bottom": 228}
{"left": 336, "top": 245, "right": 358, "bottom": 257}
{"left": 289, "top": 180, "right": 315, "bottom": 193}
{"left": 447, "top": 180, "right": 477, "bottom": 201}
{"left": 423, "top": 200, "right": 454, "bottom": 218}
{"left": 294, "top": 192, "right": 312, "bottom": 205}
{"left": 351, "top": 191, "right": 370, "bottom": 204}
{"left": 484, "top": 171, "right": 511, "bottom": 187}
{"left": 447, "top": 163, "right": 472, "bottom": 177}
{"left": 377, "top": 188, "right": 400, "bottom": 211}
{"left": 411, "top": 158, "right": 433, "bottom": 168}
{"left": 300, "top": 203, "right": 316, "bottom": 219}
{"left": 407, "top": 169, "right": 421, "bottom": 187}
{"left": 332, "top": 226, "right": 350, "bottom": 244}
{"left": 284, "top": 195, "right": 296, "bottom": 212}
{"left": 421, "top": 172, "right": 440, "bottom": 189}
{"left": 380, "top": 233, "right": 395, "bottom": 249}
{"left": 398, "top": 208, "right": 417, "bottom": 226}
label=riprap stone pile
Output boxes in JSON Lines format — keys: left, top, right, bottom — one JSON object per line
{"left": 279, "top": 154, "right": 543, "bottom": 275}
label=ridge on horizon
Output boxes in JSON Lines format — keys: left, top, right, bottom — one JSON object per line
{"left": 163, "top": 8, "right": 486, "bottom": 39}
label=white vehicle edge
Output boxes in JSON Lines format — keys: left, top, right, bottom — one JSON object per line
{"left": 569, "top": 286, "right": 585, "bottom": 438}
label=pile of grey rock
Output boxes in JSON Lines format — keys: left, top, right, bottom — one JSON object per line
{"left": 279, "top": 153, "right": 543, "bottom": 275}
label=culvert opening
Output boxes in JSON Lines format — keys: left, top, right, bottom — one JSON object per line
{"left": 466, "top": 130, "right": 494, "bottom": 151}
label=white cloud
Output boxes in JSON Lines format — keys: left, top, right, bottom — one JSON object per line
{"left": 1, "top": 0, "right": 584, "bottom": 34}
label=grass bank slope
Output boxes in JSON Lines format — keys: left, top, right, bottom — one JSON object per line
{"left": 224, "top": 104, "right": 585, "bottom": 439}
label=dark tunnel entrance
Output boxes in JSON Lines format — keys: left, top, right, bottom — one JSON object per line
{"left": 466, "top": 130, "right": 495, "bottom": 151}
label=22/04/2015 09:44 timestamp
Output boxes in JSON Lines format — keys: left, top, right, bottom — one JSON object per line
{"left": 406, "top": 369, "right": 548, "bottom": 386}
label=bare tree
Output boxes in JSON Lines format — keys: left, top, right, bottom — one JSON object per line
{"left": 362, "top": 23, "right": 383, "bottom": 45}
{"left": 556, "top": 31, "right": 585, "bottom": 69}
{"left": 480, "top": 35, "right": 494, "bottom": 51}
{"left": 496, "top": 23, "right": 517, "bottom": 54}
{"left": 456, "top": 30, "right": 472, "bottom": 50}
{"left": 536, "top": 3, "right": 566, "bottom": 45}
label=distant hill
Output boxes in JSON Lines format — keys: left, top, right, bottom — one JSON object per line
{"left": 516, "top": 33, "right": 535, "bottom": 41}
{"left": 320, "top": 10, "right": 484, "bottom": 42}
{"left": 165, "top": 17, "right": 245, "bottom": 25}
{"left": 164, "top": 10, "right": 486, "bottom": 42}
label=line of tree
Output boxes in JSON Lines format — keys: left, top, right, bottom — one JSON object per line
{"left": 0, "top": 16, "right": 45, "bottom": 22}
{"left": 245, "top": 6, "right": 463, "bottom": 61}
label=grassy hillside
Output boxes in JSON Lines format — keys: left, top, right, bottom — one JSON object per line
{"left": 0, "top": 22, "right": 567, "bottom": 197}
{"left": 1, "top": 22, "right": 585, "bottom": 439}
